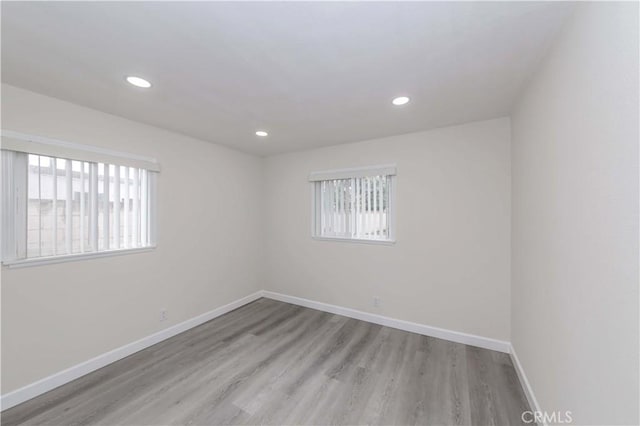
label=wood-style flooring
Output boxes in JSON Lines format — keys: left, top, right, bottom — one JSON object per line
{"left": 2, "top": 298, "right": 531, "bottom": 425}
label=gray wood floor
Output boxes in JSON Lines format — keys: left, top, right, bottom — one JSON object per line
{"left": 2, "top": 298, "right": 531, "bottom": 426}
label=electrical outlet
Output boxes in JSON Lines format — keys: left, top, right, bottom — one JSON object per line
{"left": 160, "top": 309, "right": 168, "bottom": 322}
{"left": 373, "top": 297, "right": 382, "bottom": 308}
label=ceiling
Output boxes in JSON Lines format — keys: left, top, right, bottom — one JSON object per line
{"left": 1, "top": 2, "right": 575, "bottom": 156}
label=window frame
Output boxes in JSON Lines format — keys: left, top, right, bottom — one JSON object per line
{"left": 310, "top": 165, "right": 397, "bottom": 245}
{"left": 1, "top": 131, "right": 159, "bottom": 268}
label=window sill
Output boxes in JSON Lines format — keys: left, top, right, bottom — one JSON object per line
{"left": 2, "top": 246, "right": 156, "bottom": 269}
{"left": 312, "top": 236, "right": 396, "bottom": 246}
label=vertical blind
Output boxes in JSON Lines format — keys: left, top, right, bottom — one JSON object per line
{"left": 25, "top": 153, "right": 153, "bottom": 258}
{"left": 2, "top": 150, "right": 156, "bottom": 262}
{"left": 316, "top": 175, "right": 391, "bottom": 240}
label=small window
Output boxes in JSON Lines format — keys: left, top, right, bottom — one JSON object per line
{"left": 1, "top": 132, "right": 159, "bottom": 266}
{"left": 311, "top": 165, "right": 396, "bottom": 243}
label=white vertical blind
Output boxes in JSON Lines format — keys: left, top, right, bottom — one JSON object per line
{"left": 90, "top": 162, "right": 98, "bottom": 251}
{"left": 113, "top": 165, "right": 120, "bottom": 249}
{"left": 1, "top": 151, "right": 26, "bottom": 260}
{"left": 141, "top": 169, "right": 148, "bottom": 245}
{"left": 37, "top": 156, "right": 42, "bottom": 256}
{"left": 133, "top": 168, "right": 140, "bottom": 247}
{"left": 1, "top": 151, "right": 157, "bottom": 262}
{"left": 3, "top": 151, "right": 152, "bottom": 259}
{"left": 123, "top": 166, "right": 130, "bottom": 249}
{"left": 366, "top": 177, "right": 371, "bottom": 236}
{"left": 353, "top": 179, "right": 358, "bottom": 238}
{"left": 372, "top": 177, "right": 377, "bottom": 237}
{"left": 333, "top": 181, "right": 337, "bottom": 234}
{"left": 51, "top": 158, "right": 57, "bottom": 255}
{"left": 103, "top": 164, "right": 110, "bottom": 250}
{"left": 65, "top": 160, "right": 72, "bottom": 254}
{"left": 314, "top": 174, "right": 392, "bottom": 241}
{"left": 379, "top": 176, "right": 385, "bottom": 237}
{"left": 79, "top": 164, "right": 85, "bottom": 252}
{"left": 320, "top": 181, "right": 325, "bottom": 234}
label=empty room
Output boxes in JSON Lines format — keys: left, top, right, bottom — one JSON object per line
{"left": 0, "top": 2, "right": 638, "bottom": 425}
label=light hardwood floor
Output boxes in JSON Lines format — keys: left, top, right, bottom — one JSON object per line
{"left": 2, "top": 298, "right": 531, "bottom": 425}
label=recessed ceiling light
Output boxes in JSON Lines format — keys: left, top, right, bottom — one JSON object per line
{"left": 255, "top": 130, "right": 268, "bottom": 137}
{"left": 392, "top": 96, "right": 410, "bottom": 106}
{"left": 126, "top": 76, "right": 152, "bottom": 88}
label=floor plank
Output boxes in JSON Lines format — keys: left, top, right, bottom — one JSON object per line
{"left": 2, "top": 298, "right": 532, "bottom": 426}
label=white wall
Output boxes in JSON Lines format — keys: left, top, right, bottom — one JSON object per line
{"left": 264, "top": 118, "right": 511, "bottom": 341}
{"left": 511, "top": 3, "right": 639, "bottom": 425}
{"left": 0, "top": 84, "right": 264, "bottom": 393}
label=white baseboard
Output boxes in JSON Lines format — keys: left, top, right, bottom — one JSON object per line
{"left": 0, "top": 291, "right": 263, "bottom": 411}
{"left": 262, "top": 291, "right": 511, "bottom": 353}
{"left": 2, "top": 289, "right": 516, "bottom": 411}
{"left": 510, "top": 344, "right": 543, "bottom": 420}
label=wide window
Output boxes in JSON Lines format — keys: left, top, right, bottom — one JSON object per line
{"left": 311, "top": 165, "right": 396, "bottom": 243}
{"left": 1, "top": 132, "right": 158, "bottom": 266}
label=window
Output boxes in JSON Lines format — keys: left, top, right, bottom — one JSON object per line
{"left": 1, "top": 131, "right": 159, "bottom": 266}
{"left": 311, "top": 165, "right": 396, "bottom": 243}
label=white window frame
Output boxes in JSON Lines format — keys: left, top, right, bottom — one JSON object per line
{"left": 310, "top": 164, "right": 397, "bottom": 245}
{"left": 1, "top": 130, "right": 159, "bottom": 268}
